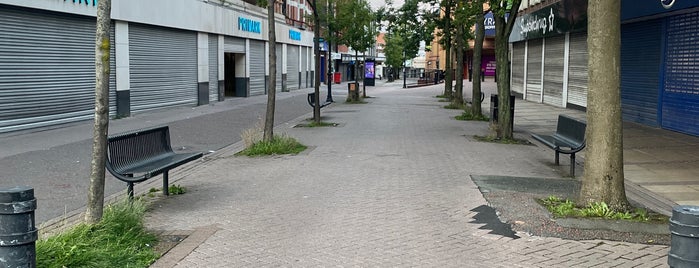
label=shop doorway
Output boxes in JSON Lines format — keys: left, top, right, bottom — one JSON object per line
{"left": 224, "top": 53, "right": 247, "bottom": 97}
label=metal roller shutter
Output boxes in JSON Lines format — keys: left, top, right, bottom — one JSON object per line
{"left": 511, "top": 42, "right": 525, "bottom": 94}
{"left": 663, "top": 12, "right": 699, "bottom": 136}
{"left": 209, "top": 34, "right": 219, "bottom": 102}
{"left": 129, "top": 24, "right": 197, "bottom": 112}
{"left": 543, "top": 35, "right": 565, "bottom": 107}
{"left": 287, "top": 45, "right": 300, "bottom": 90}
{"left": 621, "top": 20, "right": 661, "bottom": 126}
{"left": 249, "top": 40, "right": 266, "bottom": 96}
{"left": 526, "top": 39, "right": 542, "bottom": 102}
{"left": 224, "top": 37, "right": 245, "bottom": 53}
{"left": 567, "top": 32, "right": 588, "bottom": 107}
{"left": 301, "top": 47, "right": 308, "bottom": 88}
{"left": 276, "top": 44, "right": 283, "bottom": 91}
{"left": 0, "top": 6, "right": 107, "bottom": 133}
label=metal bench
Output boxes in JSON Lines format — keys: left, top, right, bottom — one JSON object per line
{"left": 531, "top": 114, "right": 587, "bottom": 176}
{"left": 307, "top": 92, "right": 332, "bottom": 109}
{"left": 106, "top": 126, "right": 203, "bottom": 198}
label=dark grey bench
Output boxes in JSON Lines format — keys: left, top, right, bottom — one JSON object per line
{"left": 307, "top": 92, "right": 332, "bottom": 109}
{"left": 106, "top": 126, "right": 203, "bottom": 198}
{"left": 531, "top": 114, "right": 587, "bottom": 176}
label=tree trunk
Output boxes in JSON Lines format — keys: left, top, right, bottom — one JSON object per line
{"left": 493, "top": 14, "right": 512, "bottom": 139}
{"left": 313, "top": 9, "right": 322, "bottom": 123}
{"left": 443, "top": 0, "right": 453, "bottom": 99}
{"left": 453, "top": 25, "right": 464, "bottom": 106}
{"left": 85, "top": 0, "right": 111, "bottom": 224}
{"left": 264, "top": 1, "right": 277, "bottom": 141}
{"left": 471, "top": 6, "right": 485, "bottom": 116}
{"left": 579, "top": 0, "right": 629, "bottom": 211}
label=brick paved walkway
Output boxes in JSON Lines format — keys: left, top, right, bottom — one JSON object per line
{"left": 145, "top": 84, "right": 669, "bottom": 267}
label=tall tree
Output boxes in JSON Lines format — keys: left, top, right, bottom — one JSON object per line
{"left": 490, "top": 0, "right": 520, "bottom": 139}
{"left": 307, "top": 0, "right": 324, "bottom": 123}
{"left": 471, "top": 2, "right": 485, "bottom": 115}
{"left": 85, "top": 0, "right": 112, "bottom": 224}
{"left": 579, "top": 0, "right": 629, "bottom": 210}
{"left": 263, "top": 0, "right": 278, "bottom": 141}
{"left": 442, "top": 0, "right": 455, "bottom": 99}
{"left": 452, "top": 0, "right": 478, "bottom": 106}
{"left": 382, "top": 0, "right": 435, "bottom": 83}
{"left": 334, "top": 0, "right": 374, "bottom": 101}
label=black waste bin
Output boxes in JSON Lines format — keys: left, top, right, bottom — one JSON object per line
{"left": 0, "top": 186, "right": 37, "bottom": 268}
{"left": 669, "top": 205, "right": 699, "bottom": 268}
{"left": 490, "top": 94, "right": 515, "bottom": 133}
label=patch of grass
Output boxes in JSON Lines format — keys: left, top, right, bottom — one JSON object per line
{"left": 435, "top": 94, "right": 449, "bottom": 99}
{"left": 455, "top": 111, "right": 489, "bottom": 121}
{"left": 473, "top": 135, "right": 531, "bottom": 145}
{"left": 168, "top": 184, "right": 186, "bottom": 195}
{"left": 36, "top": 199, "right": 158, "bottom": 268}
{"left": 443, "top": 103, "right": 466, "bottom": 110}
{"left": 538, "top": 196, "right": 669, "bottom": 223}
{"left": 237, "top": 134, "right": 307, "bottom": 156}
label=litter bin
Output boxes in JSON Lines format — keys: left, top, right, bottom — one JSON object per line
{"left": 490, "top": 94, "right": 515, "bottom": 133}
{"left": 669, "top": 205, "right": 699, "bottom": 268}
{"left": 334, "top": 72, "right": 341, "bottom": 84}
{"left": 0, "top": 186, "right": 37, "bottom": 268}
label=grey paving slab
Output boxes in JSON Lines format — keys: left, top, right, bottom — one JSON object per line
{"left": 144, "top": 83, "right": 670, "bottom": 267}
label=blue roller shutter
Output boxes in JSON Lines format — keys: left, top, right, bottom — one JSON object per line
{"left": 620, "top": 20, "right": 662, "bottom": 126}
{"left": 663, "top": 12, "right": 699, "bottom": 136}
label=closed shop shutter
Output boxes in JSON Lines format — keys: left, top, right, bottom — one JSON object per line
{"left": 276, "top": 44, "right": 283, "bottom": 91}
{"left": 543, "top": 35, "right": 565, "bottom": 107}
{"left": 526, "top": 39, "right": 543, "bottom": 102}
{"left": 621, "top": 20, "right": 661, "bottom": 126}
{"left": 663, "top": 12, "right": 699, "bottom": 136}
{"left": 511, "top": 42, "right": 526, "bottom": 94}
{"left": 301, "top": 47, "right": 308, "bottom": 88}
{"left": 0, "top": 6, "right": 114, "bottom": 133}
{"left": 224, "top": 37, "right": 245, "bottom": 53}
{"left": 129, "top": 24, "right": 197, "bottom": 112}
{"left": 567, "top": 32, "right": 588, "bottom": 107}
{"left": 249, "top": 40, "right": 266, "bottom": 96}
{"left": 209, "top": 34, "right": 219, "bottom": 102}
{"left": 287, "top": 45, "right": 300, "bottom": 90}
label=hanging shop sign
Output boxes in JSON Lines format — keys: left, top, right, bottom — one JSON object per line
{"left": 509, "top": 0, "right": 587, "bottom": 42}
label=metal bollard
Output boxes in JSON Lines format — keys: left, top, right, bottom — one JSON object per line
{"left": 0, "top": 186, "right": 37, "bottom": 268}
{"left": 669, "top": 205, "right": 699, "bottom": 268}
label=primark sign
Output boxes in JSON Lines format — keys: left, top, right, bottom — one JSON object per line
{"left": 509, "top": 0, "right": 587, "bottom": 42}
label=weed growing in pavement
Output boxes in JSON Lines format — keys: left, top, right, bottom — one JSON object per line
{"left": 296, "top": 121, "right": 339, "bottom": 128}
{"left": 473, "top": 135, "right": 531, "bottom": 145}
{"left": 443, "top": 103, "right": 466, "bottom": 110}
{"left": 36, "top": 199, "right": 158, "bottom": 268}
{"left": 241, "top": 118, "right": 264, "bottom": 148}
{"left": 435, "top": 94, "right": 450, "bottom": 99}
{"left": 455, "top": 110, "right": 489, "bottom": 121}
{"left": 237, "top": 134, "right": 307, "bottom": 156}
{"left": 538, "top": 195, "right": 668, "bottom": 223}
{"left": 345, "top": 99, "right": 368, "bottom": 104}
{"left": 168, "top": 184, "right": 186, "bottom": 195}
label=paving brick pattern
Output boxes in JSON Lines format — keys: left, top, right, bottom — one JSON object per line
{"left": 145, "top": 85, "right": 669, "bottom": 267}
